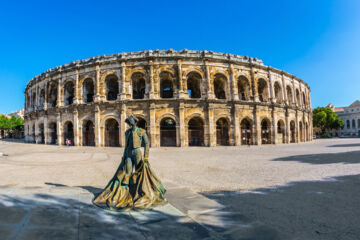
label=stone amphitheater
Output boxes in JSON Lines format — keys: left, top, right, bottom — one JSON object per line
{"left": 24, "top": 49, "right": 312, "bottom": 147}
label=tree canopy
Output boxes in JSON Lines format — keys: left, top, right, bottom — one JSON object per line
{"left": 312, "top": 107, "right": 344, "bottom": 133}
{"left": 0, "top": 114, "right": 24, "bottom": 131}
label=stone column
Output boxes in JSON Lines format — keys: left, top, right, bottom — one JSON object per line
{"left": 44, "top": 116, "right": 48, "bottom": 144}
{"left": 292, "top": 78, "right": 297, "bottom": 107}
{"left": 281, "top": 73, "right": 288, "bottom": 105}
{"left": 116, "top": 69, "right": 122, "bottom": 100}
{"left": 94, "top": 105, "right": 101, "bottom": 147}
{"left": 285, "top": 110, "right": 290, "bottom": 144}
{"left": 95, "top": 66, "right": 101, "bottom": 102}
{"left": 234, "top": 107, "right": 241, "bottom": 146}
{"left": 74, "top": 70, "right": 80, "bottom": 104}
{"left": 178, "top": 102, "right": 185, "bottom": 146}
{"left": 149, "top": 103, "right": 156, "bottom": 147}
{"left": 272, "top": 108, "right": 277, "bottom": 144}
{"left": 204, "top": 62, "right": 214, "bottom": 99}
{"left": 295, "top": 110, "right": 299, "bottom": 143}
{"left": 254, "top": 107, "right": 261, "bottom": 145}
{"left": 250, "top": 66, "right": 258, "bottom": 102}
{"left": 148, "top": 61, "right": 154, "bottom": 99}
{"left": 229, "top": 65, "right": 238, "bottom": 101}
{"left": 207, "top": 104, "right": 215, "bottom": 146}
{"left": 268, "top": 70, "right": 274, "bottom": 103}
{"left": 57, "top": 79, "right": 63, "bottom": 107}
{"left": 44, "top": 83, "right": 48, "bottom": 110}
{"left": 120, "top": 62, "right": 127, "bottom": 100}
{"left": 120, "top": 104, "right": 127, "bottom": 147}
{"left": 56, "top": 113, "right": 63, "bottom": 145}
{"left": 73, "top": 109, "right": 79, "bottom": 146}
{"left": 177, "top": 60, "right": 184, "bottom": 99}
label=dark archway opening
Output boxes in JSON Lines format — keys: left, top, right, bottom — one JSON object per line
{"left": 241, "top": 119, "right": 252, "bottom": 145}
{"left": 188, "top": 117, "right": 204, "bottom": 146}
{"left": 187, "top": 72, "right": 201, "bottom": 98}
{"left": 83, "top": 78, "right": 94, "bottom": 103}
{"left": 160, "top": 118, "right": 176, "bottom": 146}
{"left": 277, "top": 120, "right": 285, "bottom": 144}
{"left": 290, "top": 121, "right": 296, "bottom": 143}
{"left": 49, "top": 122, "right": 57, "bottom": 145}
{"left": 63, "top": 122, "right": 74, "bottom": 146}
{"left": 216, "top": 118, "right": 229, "bottom": 146}
{"left": 64, "top": 82, "right": 74, "bottom": 106}
{"left": 83, "top": 120, "right": 95, "bottom": 146}
{"left": 106, "top": 75, "right": 119, "bottom": 101}
{"left": 261, "top": 119, "right": 271, "bottom": 144}
{"left": 105, "top": 119, "right": 119, "bottom": 147}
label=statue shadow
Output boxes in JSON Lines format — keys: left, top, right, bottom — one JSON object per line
{"left": 271, "top": 150, "right": 360, "bottom": 164}
{"left": 327, "top": 143, "right": 360, "bottom": 148}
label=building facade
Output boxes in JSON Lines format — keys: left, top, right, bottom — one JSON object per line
{"left": 331, "top": 101, "right": 360, "bottom": 137}
{"left": 24, "top": 49, "right": 312, "bottom": 147}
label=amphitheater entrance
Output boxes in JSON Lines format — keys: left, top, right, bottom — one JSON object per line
{"left": 241, "top": 119, "right": 252, "bottom": 145}
{"left": 261, "top": 119, "right": 271, "bottom": 144}
{"left": 83, "top": 120, "right": 95, "bottom": 146}
{"left": 187, "top": 72, "right": 201, "bottom": 98}
{"left": 290, "top": 121, "right": 296, "bottom": 143}
{"left": 64, "top": 82, "right": 74, "bottom": 106}
{"left": 105, "top": 75, "right": 119, "bottom": 101}
{"left": 188, "top": 117, "right": 204, "bottom": 146}
{"left": 216, "top": 118, "right": 229, "bottom": 146}
{"left": 48, "top": 122, "right": 57, "bottom": 144}
{"left": 63, "top": 121, "right": 74, "bottom": 146}
{"left": 277, "top": 120, "right": 285, "bottom": 144}
{"left": 38, "top": 123, "right": 45, "bottom": 144}
{"left": 48, "top": 83, "right": 58, "bottom": 108}
{"left": 160, "top": 118, "right": 176, "bottom": 147}
{"left": 105, "top": 119, "right": 119, "bottom": 147}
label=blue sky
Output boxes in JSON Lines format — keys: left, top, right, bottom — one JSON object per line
{"left": 0, "top": 0, "right": 359, "bottom": 113}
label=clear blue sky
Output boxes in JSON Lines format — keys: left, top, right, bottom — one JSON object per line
{"left": 0, "top": 0, "right": 359, "bottom": 113}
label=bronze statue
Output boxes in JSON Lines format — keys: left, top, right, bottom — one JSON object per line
{"left": 93, "top": 115, "right": 166, "bottom": 210}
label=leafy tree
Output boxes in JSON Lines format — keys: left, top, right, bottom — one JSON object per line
{"left": 313, "top": 107, "right": 344, "bottom": 133}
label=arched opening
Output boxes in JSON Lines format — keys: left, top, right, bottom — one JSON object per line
{"left": 137, "top": 117, "right": 147, "bottom": 131}
{"left": 299, "top": 121, "right": 304, "bottom": 142}
{"left": 188, "top": 117, "right": 204, "bottom": 146}
{"left": 160, "top": 72, "right": 174, "bottom": 98}
{"left": 105, "top": 119, "right": 119, "bottom": 147}
{"left": 26, "top": 95, "right": 31, "bottom": 110}
{"left": 241, "top": 118, "right": 252, "bottom": 145}
{"left": 290, "top": 121, "right": 296, "bottom": 143}
{"left": 48, "top": 83, "right": 58, "bottom": 108}
{"left": 48, "top": 122, "right": 57, "bottom": 144}
{"left": 277, "top": 120, "right": 285, "bottom": 144}
{"left": 160, "top": 118, "right": 176, "bottom": 146}
{"left": 286, "top": 86, "right": 293, "bottom": 105}
{"left": 38, "top": 123, "right": 44, "bottom": 144}
{"left": 274, "top": 82, "right": 282, "bottom": 103}
{"left": 257, "top": 79, "right": 268, "bottom": 102}
{"left": 187, "top": 72, "right": 201, "bottom": 98}
{"left": 32, "top": 93, "right": 36, "bottom": 109}
{"left": 64, "top": 82, "right": 74, "bottom": 106}
{"left": 0, "top": 130, "right": 4, "bottom": 139}
{"left": 82, "top": 120, "right": 95, "bottom": 146}
{"left": 346, "top": 120, "right": 350, "bottom": 129}
{"left": 214, "top": 74, "right": 226, "bottom": 99}
{"left": 83, "top": 78, "right": 94, "bottom": 103}
{"left": 106, "top": 75, "right": 119, "bottom": 101}
{"left": 302, "top": 92, "right": 306, "bottom": 107}
{"left": 63, "top": 121, "right": 74, "bottom": 146}
{"left": 261, "top": 119, "right": 271, "bottom": 144}
{"left": 132, "top": 73, "right": 146, "bottom": 99}
{"left": 39, "top": 89, "right": 45, "bottom": 109}
{"left": 216, "top": 118, "right": 229, "bottom": 146}
{"left": 32, "top": 124, "right": 35, "bottom": 143}
{"left": 296, "top": 89, "right": 300, "bottom": 105}
{"left": 238, "top": 76, "right": 250, "bottom": 101}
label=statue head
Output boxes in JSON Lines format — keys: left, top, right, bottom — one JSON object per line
{"left": 125, "top": 115, "right": 138, "bottom": 128}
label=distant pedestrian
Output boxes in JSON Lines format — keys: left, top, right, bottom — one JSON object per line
{"left": 66, "top": 138, "right": 71, "bottom": 146}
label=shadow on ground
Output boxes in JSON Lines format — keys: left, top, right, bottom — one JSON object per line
{"left": 328, "top": 143, "right": 360, "bottom": 148}
{"left": 272, "top": 150, "right": 360, "bottom": 164}
{"left": 201, "top": 174, "right": 360, "bottom": 240}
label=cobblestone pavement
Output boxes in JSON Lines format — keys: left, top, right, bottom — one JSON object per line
{"left": 0, "top": 138, "right": 360, "bottom": 239}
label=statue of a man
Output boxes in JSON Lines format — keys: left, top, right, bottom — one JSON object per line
{"left": 93, "top": 115, "right": 166, "bottom": 210}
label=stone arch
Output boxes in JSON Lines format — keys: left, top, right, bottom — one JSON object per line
{"left": 82, "top": 119, "right": 95, "bottom": 146}
{"left": 160, "top": 116, "right": 177, "bottom": 147}
{"left": 186, "top": 72, "right": 201, "bottom": 98}
{"left": 105, "top": 74, "right": 119, "bottom": 101}
{"left": 63, "top": 121, "right": 74, "bottom": 146}
{"left": 277, "top": 119, "right": 285, "bottom": 144}
{"left": 238, "top": 76, "right": 250, "bottom": 101}
{"left": 64, "top": 81, "right": 75, "bottom": 106}
{"left": 302, "top": 92, "right": 306, "bottom": 107}
{"left": 290, "top": 120, "right": 296, "bottom": 143}
{"left": 32, "top": 92, "right": 36, "bottom": 109}
{"left": 240, "top": 117, "right": 253, "bottom": 145}
{"left": 38, "top": 122, "right": 45, "bottom": 144}
{"left": 286, "top": 85, "right": 293, "bottom": 104}
{"left": 274, "top": 81, "right": 282, "bottom": 103}
{"left": 188, "top": 116, "right": 205, "bottom": 146}
{"left": 213, "top": 73, "right": 227, "bottom": 99}
{"left": 47, "top": 81, "right": 58, "bottom": 108}
{"left": 104, "top": 118, "right": 120, "bottom": 147}
{"left": 82, "top": 78, "right": 95, "bottom": 103}
{"left": 131, "top": 72, "right": 146, "bottom": 99}
{"left": 160, "top": 71, "right": 174, "bottom": 98}
{"left": 48, "top": 121, "right": 57, "bottom": 144}
{"left": 261, "top": 118, "right": 271, "bottom": 144}
{"left": 216, "top": 117, "right": 230, "bottom": 146}
{"left": 257, "top": 78, "right": 268, "bottom": 102}
{"left": 296, "top": 89, "right": 300, "bottom": 105}
{"left": 39, "top": 89, "right": 45, "bottom": 109}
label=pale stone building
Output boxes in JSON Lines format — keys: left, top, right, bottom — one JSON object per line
{"left": 330, "top": 101, "right": 360, "bottom": 137}
{"left": 24, "top": 49, "right": 312, "bottom": 147}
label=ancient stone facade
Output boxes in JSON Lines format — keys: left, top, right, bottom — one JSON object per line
{"left": 24, "top": 49, "right": 312, "bottom": 147}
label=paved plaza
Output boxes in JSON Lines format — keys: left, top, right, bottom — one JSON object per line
{"left": 0, "top": 139, "right": 360, "bottom": 239}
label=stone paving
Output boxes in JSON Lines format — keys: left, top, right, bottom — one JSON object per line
{"left": 0, "top": 138, "right": 360, "bottom": 239}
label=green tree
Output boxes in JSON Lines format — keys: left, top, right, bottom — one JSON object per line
{"left": 313, "top": 107, "right": 344, "bottom": 133}
{"left": 0, "top": 114, "right": 9, "bottom": 130}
